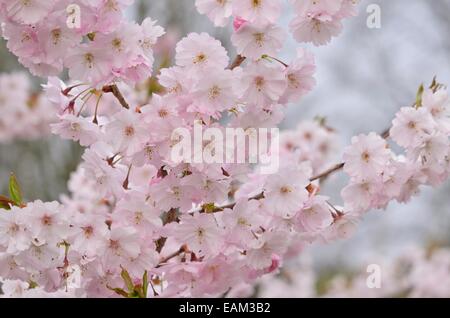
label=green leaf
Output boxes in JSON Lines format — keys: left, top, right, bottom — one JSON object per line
{"left": 415, "top": 83, "right": 424, "bottom": 108}
{"left": 120, "top": 267, "right": 134, "bottom": 293}
{"left": 28, "top": 280, "right": 38, "bottom": 289}
{"left": 107, "top": 285, "right": 129, "bottom": 298}
{"left": 8, "top": 173, "right": 22, "bottom": 206}
{"left": 142, "top": 271, "right": 149, "bottom": 298}
{"left": 134, "top": 285, "right": 145, "bottom": 299}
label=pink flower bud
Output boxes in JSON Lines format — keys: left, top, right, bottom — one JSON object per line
{"left": 233, "top": 17, "right": 248, "bottom": 32}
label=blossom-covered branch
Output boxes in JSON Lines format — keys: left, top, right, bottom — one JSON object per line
{"left": 0, "top": 0, "right": 449, "bottom": 299}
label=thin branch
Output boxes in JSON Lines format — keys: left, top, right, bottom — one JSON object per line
{"left": 102, "top": 84, "right": 130, "bottom": 109}
{"left": 194, "top": 126, "right": 393, "bottom": 214}
{"left": 309, "top": 162, "right": 345, "bottom": 182}
{"left": 199, "top": 192, "right": 264, "bottom": 213}
{"left": 156, "top": 245, "right": 188, "bottom": 268}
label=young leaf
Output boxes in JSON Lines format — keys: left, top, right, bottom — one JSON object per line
{"left": 415, "top": 83, "right": 424, "bottom": 108}
{"left": 142, "top": 271, "right": 149, "bottom": 298}
{"left": 106, "top": 285, "right": 129, "bottom": 298}
{"left": 134, "top": 284, "right": 145, "bottom": 299}
{"left": 8, "top": 173, "right": 22, "bottom": 206}
{"left": 120, "top": 267, "right": 134, "bottom": 293}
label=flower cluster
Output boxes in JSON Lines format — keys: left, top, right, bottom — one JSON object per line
{"left": 196, "top": 0, "right": 359, "bottom": 47}
{"left": 0, "top": 0, "right": 164, "bottom": 86}
{"left": 342, "top": 85, "right": 450, "bottom": 217}
{"left": 0, "top": 0, "right": 449, "bottom": 299}
{"left": 0, "top": 0, "right": 326, "bottom": 296}
{"left": 0, "top": 72, "right": 56, "bottom": 143}
{"left": 0, "top": 119, "right": 337, "bottom": 298}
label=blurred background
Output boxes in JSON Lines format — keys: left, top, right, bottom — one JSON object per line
{"left": 1, "top": 0, "right": 449, "bottom": 292}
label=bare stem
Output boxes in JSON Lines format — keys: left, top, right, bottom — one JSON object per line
{"left": 102, "top": 84, "right": 130, "bottom": 109}
{"left": 157, "top": 245, "right": 188, "bottom": 268}
{"left": 228, "top": 55, "right": 246, "bottom": 70}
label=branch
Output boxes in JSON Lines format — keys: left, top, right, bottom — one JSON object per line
{"left": 195, "top": 126, "right": 393, "bottom": 214}
{"left": 309, "top": 162, "right": 345, "bottom": 182}
{"left": 102, "top": 84, "right": 130, "bottom": 109}
{"left": 197, "top": 165, "right": 344, "bottom": 214}
{"left": 199, "top": 192, "right": 264, "bottom": 213}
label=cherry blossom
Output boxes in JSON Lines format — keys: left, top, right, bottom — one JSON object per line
{"left": 0, "top": 0, "right": 449, "bottom": 299}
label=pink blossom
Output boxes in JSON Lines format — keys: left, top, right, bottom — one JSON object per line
{"left": 65, "top": 45, "right": 114, "bottom": 86}
{"left": 0, "top": 207, "right": 31, "bottom": 254}
{"left": 173, "top": 214, "right": 224, "bottom": 257}
{"left": 290, "top": 13, "right": 343, "bottom": 46}
{"left": 296, "top": 196, "right": 333, "bottom": 232}
{"left": 232, "top": 0, "right": 283, "bottom": 27}
{"left": 176, "top": 32, "right": 229, "bottom": 70}
{"left": 422, "top": 88, "right": 450, "bottom": 133}
{"left": 263, "top": 167, "right": 310, "bottom": 218}
{"left": 51, "top": 114, "right": 100, "bottom": 147}
{"left": 106, "top": 109, "right": 149, "bottom": 156}
{"left": 237, "top": 62, "right": 287, "bottom": 107}
{"left": 343, "top": 132, "right": 392, "bottom": 181}
{"left": 246, "top": 230, "right": 288, "bottom": 270}
{"left": 231, "top": 23, "right": 285, "bottom": 60}
{"left": 3, "top": 0, "right": 56, "bottom": 24}
{"left": 195, "top": 0, "right": 233, "bottom": 27}
{"left": 281, "top": 48, "right": 316, "bottom": 103}
{"left": 390, "top": 107, "right": 435, "bottom": 149}
{"left": 24, "top": 200, "right": 68, "bottom": 246}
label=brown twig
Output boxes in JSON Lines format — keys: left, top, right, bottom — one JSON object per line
{"left": 228, "top": 55, "right": 246, "bottom": 70}
{"left": 309, "top": 163, "right": 345, "bottom": 182}
{"left": 156, "top": 245, "right": 188, "bottom": 268}
{"left": 102, "top": 84, "right": 130, "bottom": 109}
{"left": 198, "top": 192, "right": 264, "bottom": 213}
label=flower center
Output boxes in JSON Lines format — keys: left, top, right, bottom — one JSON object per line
{"left": 134, "top": 211, "right": 144, "bottom": 225}
{"left": 21, "top": 31, "right": 31, "bottom": 43}
{"left": 408, "top": 121, "right": 417, "bottom": 129}
{"left": 70, "top": 122, "right": 81, "bottom": 132}
{"left": 112, "top": 38, "right": 122, "bottom": 50}
{"left": 197, "top": 228, "right": 205, "bottom": 238}
{"left": 237, "top": 218, "right": 248, "bottom": 226}
{"left": 252, "top": 0, "right": 261, "bottom": 8}
{"left": 288, "top": 73, "right": 300, "bottom": 88}
{"left": 124, "top": 125, "right": 135, "bottom": 137}
{"left": 51, "top": 29, "right": 61, "bottom": 45}
{"left": 41, "top": 215, "right": 52, "bottom": 226}
{"left": 194, "top": 53, "right": 207, "bottom": 64}
{"left": 254, "top": 76, "right": 265, "bottom": 91}
{"left": 84, "top": 53, "right": 94, "bottom": 68}
{"left": 361, "top": 151, "right": 370, "bottom": 163}
{"left": 280, "top": 186, "right": 292, "bottom": 194}
{"left": 209, "top": 85, "right": 221, "bottom": 100}
{"left": 145, "top": 146, "right": 154, "bottom": 159}
{"left": 8, "top": 223, "right": 20, "bottom": 234}
{"left": 253, "top": 33, "right": 265, "bottom": 46}
{"left": 158, "top": 109, "right": 169, "bottom": 118}
{"left": 83, "top": 226, "right": 94, "bottom": 238}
